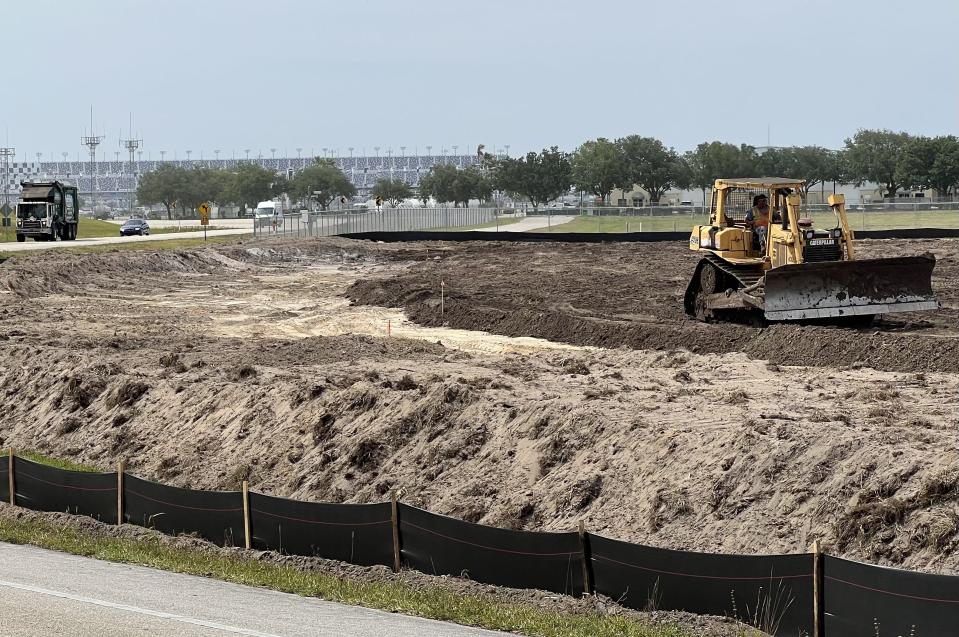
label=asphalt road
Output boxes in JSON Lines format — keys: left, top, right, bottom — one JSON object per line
{"left": 0, "top": 228, "right": 251, "bottom": 253}
{"left": 0, "top": 543, "right": 507, "bottom": 637}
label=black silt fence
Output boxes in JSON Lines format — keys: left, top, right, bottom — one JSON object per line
{"left": 0, "top": 455, "right": 8, "bottom": 503}
{"left": 857, "top": 228, "right": 959, "bottom": 239}
{"left": 342, "top": 230, "right": 690, "bottom": 243}
{"left": 342, "top": 228, "right": 959, "bottom": 244}
{"left": 590, "top": 534, "right": 813, "bottom": 637}
{"left": 398, "top": 504, "right": 585, "bottom": 596}
{"left": 123, "top": 475, "right": 244, "bottom": 546}
{"left": 12, "top": 458, "right": 117, "bottom": 524}
{"left": 249, "top": 493, "right": 394, "bottom": 567}
{"left": 823, "top": 555, "right": 959, "bottom": 636}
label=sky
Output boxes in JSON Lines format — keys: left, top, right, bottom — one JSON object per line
{"left": 2, "top": 0, "right": 957, "bottom": 160}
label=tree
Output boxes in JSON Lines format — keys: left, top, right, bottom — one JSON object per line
{"left": 571, "top": 138, "right": 627, "bottom": 204}
{"left": 617, "top": 136, "right": 688, "bottom": 204}
{"left": 757, "top": 146, "right": 837, "bottom": 197}
{"left": 843, "top": 129, "right": 912, "bottom": 199}
{"left": 422, "top": 165, "right": 491, "bottom": 207}
{"left": 290, "top": 159, "right": 356, "bottom": 210}
{"left": 417, "top": 172, "right": 435, "bottom": 205}
{"left": 136, "top": 164, "right": 186, "bottom": 219}
{"left": 371, "top": 178, "right": 413, "bottom": 207}
{"left": 182, "top": 168, "right": 229, "bottom": 212}
{"left": 490, "top": 147, "right": 572, "bottom": 210}
{"left": 684, "top": 142, "right": 758, "bottom": 204}
{"left": 897, "top": 135, "right": 959, "bottom": 197}
{"left": 227, "top": 163, "right": 277, "bottom": 210}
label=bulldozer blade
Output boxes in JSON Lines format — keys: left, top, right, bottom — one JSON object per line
{"left": 763, "top": 255, "right": 938, "bottom": 321}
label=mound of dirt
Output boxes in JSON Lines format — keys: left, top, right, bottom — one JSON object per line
{"left": 0, "top": 237, "right": 956, "bottom": 578}
{"left": 1, "top": 331, "right": 958, "bottom": 574}
{"left": 347, "top": 238, "right": 959, "bottom": 373}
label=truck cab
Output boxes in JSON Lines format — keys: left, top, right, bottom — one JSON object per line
{"left": 16, "top": 180, "right": 80, "bottom": 242}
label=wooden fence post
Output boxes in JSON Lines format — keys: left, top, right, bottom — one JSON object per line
{"left": 7, "top": 448, "right": 13, "bottom": 506}
{"left": 116, "top": 459, "right": 125, "bottom": 525}
{"left": 811, "top": 540, "right": 822, "bottom": 637}
{"left": 578, "top": 520, "right": 592, "bottom": 596}
{"left": 390, "top": 490, "right": 401, "bottom": 572}
{"left": 242, "top": 480, "right": 251, "bottom": 550}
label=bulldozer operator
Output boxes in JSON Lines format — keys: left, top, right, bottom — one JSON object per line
{"left": 745, "top": 194, "right": 780, "bottom": 250}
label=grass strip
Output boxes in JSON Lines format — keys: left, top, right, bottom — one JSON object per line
{"left": 0, "top": 514, "right": 700, "bottom": 637}
{"left": 537, "top": 210, "right": 959, "bottom": 234}
{"left": 14, "top": 450, "right": 100, "bottom": 473}
{"left": 0, "top": 234, "right": 249, "bottom": 260}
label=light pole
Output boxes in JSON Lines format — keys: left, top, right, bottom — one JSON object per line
{"left": 186, "top": 150, "right": 192, "bottom": 163}
{"left": 296, "top": 147, "right": 302, "bottom": 161}
{"left": 160, "top": 150, "right": 166, "bottom": 162}
{"left": 214, "top": 149, "right": 220, "bottom": 163}
{"left": 0, "top": 147, "right": 14, "bottom": 211}
{"left": 61, "top": 152, "right": 68, "bottom": 175}
{"left": 244, "top": 149, "right": 250, "bottom": 162}
{"left": 270, "top": 148, "right": 276, "bottom": 160}
{"left": 505, "top": 144, "right": 510, "bottom": 157}
{"left": 81, "top": 110, "right": 104, "bottom": 213}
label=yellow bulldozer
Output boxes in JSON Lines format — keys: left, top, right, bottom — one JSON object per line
{"left": 684, "top": 177, "right": 938, "bottom": 322}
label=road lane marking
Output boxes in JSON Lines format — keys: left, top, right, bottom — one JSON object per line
{"left": 0, "top": 578, "right": 284, "bottom": 637}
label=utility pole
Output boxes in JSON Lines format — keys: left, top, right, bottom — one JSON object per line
{"left": 81, "top": 107, "right": 104, "bottom": 214}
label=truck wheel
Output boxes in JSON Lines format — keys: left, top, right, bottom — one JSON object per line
{"left": 15, "top": 234, "right": 24, "bottom": 243}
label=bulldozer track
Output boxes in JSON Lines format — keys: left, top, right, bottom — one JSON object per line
{"left": 702, "top": 254, "right": 764, "bottom": 292}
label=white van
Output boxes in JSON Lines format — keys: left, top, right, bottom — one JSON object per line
{"left": 254, "top": 201, "right": 282, "bottom": 230}
{"left": 255, "top": 201, "right": 278, "bottom": 218}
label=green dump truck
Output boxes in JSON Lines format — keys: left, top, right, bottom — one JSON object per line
{"left": 16, "top": 180, "right": 80, "bottom": 242}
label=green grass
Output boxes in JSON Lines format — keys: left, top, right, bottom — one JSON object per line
{"left": 434, "top": 217, "right": 523, "bottom": 231}
{"left": 0, "top": 513, "right": 708, "bottom": 637}
{"left": 150, "top": 225, "right": 222, "bottom": 234}
{"left": 14, "top": 450, "right": 100, "bottom": 473}
{"left": 539, "top": 210, "right": 959, "bottom": 233}
{"left": 0, "top": 219, "right": 223, "bottom": 242}
{"left": 0, "top": 234, "right": 250, "bottom": 260}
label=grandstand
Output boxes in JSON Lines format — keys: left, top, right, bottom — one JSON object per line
{"left": 1, "top": 154, "right": 484, "bottom": 206}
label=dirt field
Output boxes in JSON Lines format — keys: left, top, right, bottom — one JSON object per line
{"left": 349, "top": 238, "right": 959, "bottom": 373}
{"left": 0, "top": 237, "right": 957, "bottom": 577}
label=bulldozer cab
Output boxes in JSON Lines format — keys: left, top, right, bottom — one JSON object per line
{"left": 703, "top": 178, "right": 807, "bottom": 262}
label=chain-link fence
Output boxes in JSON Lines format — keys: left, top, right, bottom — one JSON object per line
{"left": 253, "top": 207, "right": 498, "bottom": 238}
{"left": 523, "top": 203, "right": 959, "bottom": 233}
